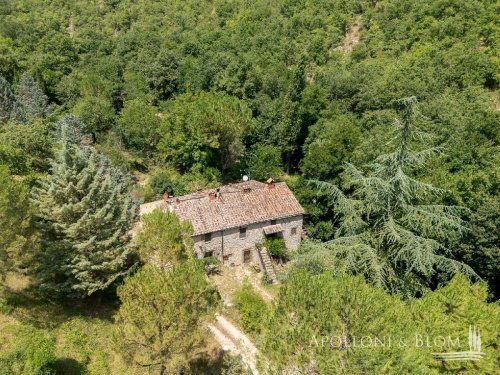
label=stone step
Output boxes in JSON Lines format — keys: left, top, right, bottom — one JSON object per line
{"left": 258, "top": 247, "right": 277, "bottom": 284}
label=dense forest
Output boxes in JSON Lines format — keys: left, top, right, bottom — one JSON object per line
{"left": 0, "top": 0, "right": 498, "bottom": 374}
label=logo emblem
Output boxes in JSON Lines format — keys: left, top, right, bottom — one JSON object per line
{"left": 433, "top": 326, "right": 485, "bottom": 361}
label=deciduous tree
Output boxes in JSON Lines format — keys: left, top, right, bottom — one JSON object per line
{"left": 0, "top": 165, "right": 37, "bottom": 284}
{"left": 135, "top": 209, "right": 194, "bottom": 270}
{"left": 158, "top": 92, "right": 254, "bottom": 178}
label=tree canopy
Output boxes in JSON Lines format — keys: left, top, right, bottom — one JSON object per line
{"left": 31, "top": 116, "right": 138, "bottom": 297}
{"left": 114, "top": 262, "right": 220, "bottom": 374}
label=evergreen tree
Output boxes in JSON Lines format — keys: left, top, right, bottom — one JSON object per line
{"left": 54, "top": 114, "right": 92, "bottom": 146}
{"left": 272, "top": 59, "right": 306, "bottom": 172}
{"left": 0, "top": 76, "right": 24, "bottom": 123}
{"left": 260, "top": 271, "right": 426, "bottom": 374}
{"left": 115, "top": 262, "right": 220, "bottom": 374}
{"left": 15, "top": 73, "right": 50, "bottom": 119}
{"left": 306, "top": 97, "right": 475, "bottom": 296}
{"left": 261, "top": 270, "right": 499, "bottom": 374}
{"left": 31, "top": 116, "right": 138, "bottom": 297}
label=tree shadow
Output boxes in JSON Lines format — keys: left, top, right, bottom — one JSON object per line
{"left": 2, "top": 281, "right": 119, "bottom": 329}
{"left": 189, "top": 348, "right": 249, "bottom": 375}
{"left": 52, "top": 357, "right": 86, "bottom": 375}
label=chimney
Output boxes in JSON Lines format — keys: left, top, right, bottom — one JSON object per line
{"left": 163, "top": 192, "right": 170, "bottom": 201}
{"left": 266, "top": 177, "right": 276, "bottom": 189}
{"left": 208, "top": 191, "right": 216, "bottom": 201}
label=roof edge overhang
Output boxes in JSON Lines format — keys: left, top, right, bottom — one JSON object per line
{"left": 191, "top": 212, "right": 304, "bottom": 236}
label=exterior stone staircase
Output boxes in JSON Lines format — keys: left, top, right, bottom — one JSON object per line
{"left": 258, "top": 247, "right": 277, "bottom": 284}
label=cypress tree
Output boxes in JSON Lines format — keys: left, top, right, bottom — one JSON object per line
{"left": 31, "top": 115, "right": 138, "bottom": 297}
{"left": 307, "top": 97, "right": 475, "bottom": 296}
{"left": 15, "top": 73, "right": 50, "bottom": 119}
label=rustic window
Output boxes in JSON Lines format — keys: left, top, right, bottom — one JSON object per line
{"left": 204, "top": 232, "right": 212, "bottom": 242}
{"left": 239, "top": 227, "right": 247, "bottom": 238}
{"left": 271, "top": 219, "right": 277, "bottom": 225}
{"left": 205, "top": 251, "right": 213, "bottom": 258}
{"left": 243, "top": 249, "right": 251, "bottom": 263}
{"left": 291, "top": 227, "right": 297, "bottom": 235}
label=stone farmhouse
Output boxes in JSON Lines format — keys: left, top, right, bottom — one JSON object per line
{"left": 139, "top": 179, "right": 305, "bottom": 269}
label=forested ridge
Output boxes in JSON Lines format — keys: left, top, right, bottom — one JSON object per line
{"left": 0, "top": 0, "right": 498, "bottom": 374}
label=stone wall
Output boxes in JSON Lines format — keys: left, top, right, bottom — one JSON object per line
{"left": 193, "top": 215, "right": 303, "bottom": 266}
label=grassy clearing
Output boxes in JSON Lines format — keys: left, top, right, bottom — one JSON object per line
{"left": 0, "top": 273, "right": 227, "bottom": 374}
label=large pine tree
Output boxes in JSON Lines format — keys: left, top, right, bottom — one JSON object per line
{"left": 305, "top": 97, "right": 475, "bottom": 296}
{"left": 32, "top": 115, "right": 138, "bottom": 297}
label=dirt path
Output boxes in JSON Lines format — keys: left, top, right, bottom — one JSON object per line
{"left": 211, "top": 265, "right": 276, "bottom": 305}
{"left": 208, "top": 315, "right": 260, "bottom": 375}
{"left": 208, "top": 265, "right": 278, "bottom": 373}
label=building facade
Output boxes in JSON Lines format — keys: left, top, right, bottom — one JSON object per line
{"left": 139, "top": 179, "right": 305, "bottom": 266}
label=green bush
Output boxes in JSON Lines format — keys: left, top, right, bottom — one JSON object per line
{"left": 0, "top": 326, "right": 56, "bottom": 375}
{"left": 265, "top": 237, "right": 288, "bottom": 261}
{"left": 233, "top": 282, "right": 268, "bottom": 334}
{"left": 149, "top": 166, "right": 221, "bottom": 198}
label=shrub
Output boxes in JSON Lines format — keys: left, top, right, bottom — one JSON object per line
{"left": 0, "top": 326, "right": 56, "bottom": 375}
{"left": 265, "top": 237, "right": 288, "bottom": 261}
{"left": 233, "top": 282, "right": 268, "bottom": 334}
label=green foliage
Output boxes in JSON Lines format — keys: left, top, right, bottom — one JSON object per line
{"left": 245, "top": 144, "right": 283, "bottom": 182}
{"left": 0, "top": 325, "right": 56, "bottom": 375}
{"left": 115, "top": 262, "right": 220, "bottom": 374}
{"left": 308, "top": 98, "right": 474, "bottom": 296}
{"left": 0, "top": 1, "right": 497, "bottom": 374}
{"left": 459, "top": 197, "right": 500, "bottom": 298}
{"left": 14, "top": 74, "right": 50, "bottom": 119}
{"left": 0, "top": 119, "right": 53, "bottom": 173}
{"left": 0, "top": 76, "right": 24, "bottom": 124}
{"left": 158, "top": 92, "right": 254, "bottom": 177}
{"left": 148, "top": 166, "right": 221, "bottom": 198}
{"left": 135, "top": 209, "right": 194, "bottom": 269}
{"left": 265, "top": 237, "right": 288, "bottom": 261}
{"left": 31, "top": 116, "right": 138, "bottom": 297}
{"left": 116, "top": 99, "right": 160, "bottom": 157}
{"left": 261, "top": 270, "right": 500, "bottom": 374}
{"left": 54, "top": 115, "right": 92, "bottom": 146}
{"left": 301, "top": 113, "right": 361, "bottom": 180}
{"left": 54, "top": 317, "right": 114, "bottom": 374}
{"left": 0, "top": 4, "right": 496, "bottom": 304}
{"left": 233, "top": 282, "right": 268, "bottom": 334}
{"left": 261, "top": 270, "right": 427, "bottom": 374}
{"left": 410, "top": 275, "right": 500, "bottom": 374}
{"left": 0, "top": 165, "right": 36, "bottom": 283}
{"left": 137, "top": 49, "right": 179, "bottom": 103}
{"left": 72, "top": 96, "right": 115, "bottom": 136}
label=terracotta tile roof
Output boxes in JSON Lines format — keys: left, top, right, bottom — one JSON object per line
{"left": 140, "top": 180, "right": 305, "bottom": 235}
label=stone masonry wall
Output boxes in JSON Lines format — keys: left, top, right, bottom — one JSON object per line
{"left": 193, "top": 215, "right": 303, "bottom": 266}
